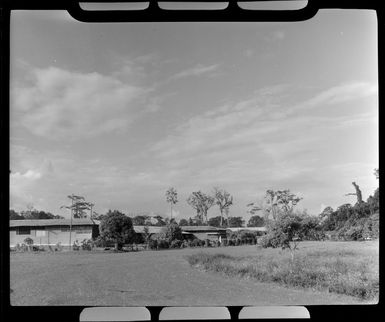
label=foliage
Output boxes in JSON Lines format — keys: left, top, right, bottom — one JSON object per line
{"left": 61, "top": 194, "right": 94, "bottom": 219}
{"left": 247, "top": 189, "right": 302, "bottom": 222}
{"left": 228, "top": 216, "right": 245, "bottom": 227}
{"left": 141, "top": 225, "right": 152, "bottom": 248}
{"left": 161, "top": 222, "right": 183, "bottom": 243}
{"left": 148, "top": 239, "right": 158, "bottom": 250}
{"left": 10, "top": 209, "right": 25, "bottom": 220}
{"left": 260, "top": 212, "right": 305, "bottom": 260}
{"left": 156, "top": 238, "right": 170, "bottom": 249}
{"left": 187, "top": 191, "right": 215, "bottom": 223}
{"left": 132, "top": 215, "right": 149, "bottom": 226}
{"left": 170, "top": 239, "right": 183, "bottom": 248}
{"left": 11, "top": 208, "right": 63, "bottom": 220}
{"left": 153, "top": 215, "right": 167, "bottom": 226}
{"left": 165, "top": 187, "right": 178, "bottom": 220}
{"left": 247, "top": 215, "right": 265, "bottom": 227}
{"left": 213, "top": 187, "right": 233, "bottom": 227}
{"left": 99, "top": 210, "right": 136, "bottom": 250}
{"left": 208, "top": 216, "right": 224, "bottom": 227}
{"left": 23, "top": 237, "right": 34, "bottom": 245}
{"left": 178, "top": 219, "right": 189, "bottom": 226}
{"left": 81, "top": 239, "right": 93, "bottom": 250}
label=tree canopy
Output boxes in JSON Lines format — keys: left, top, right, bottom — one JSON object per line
{"left": 99, "top": 210, "right": 136, "bottom": 250}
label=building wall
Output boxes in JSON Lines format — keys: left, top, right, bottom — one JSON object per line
{"left": 10, "top": 226, "right": 94, "bottom": 247}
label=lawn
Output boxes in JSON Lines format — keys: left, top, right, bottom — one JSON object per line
{"left": 9, "top": 240, "right": 378, "bottom": 305}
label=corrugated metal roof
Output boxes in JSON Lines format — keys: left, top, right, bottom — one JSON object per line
{"left": 133, "top": 226, "right": 163, "bottom": 234}
{"left": 10, "top": 219, "right": 98, "bottom": 227}
{"left": 226, "top": 227, "right": 267, "bottom": 232}
{"left": 180, "top": 226, "right": 227, "bottom": 232}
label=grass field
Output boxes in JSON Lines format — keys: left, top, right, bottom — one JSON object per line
{"left": 10, "top": 240, "right": 378, "bottom": 306}
{"left": 186, "top": 240, "right": 379, "bottom": 300}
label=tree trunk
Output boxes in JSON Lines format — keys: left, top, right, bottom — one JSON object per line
{"left": 352, "top": 182, "right": 363, "bottom": 204}
{"left": 220, "top": 210, "right": 223, "bottom": 227}
{"left": 115, "top": 242, "right": 119, "bottom": 251}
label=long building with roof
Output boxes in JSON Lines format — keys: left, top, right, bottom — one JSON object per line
{"left": 9, "top": 219, "right": 263, "bottom": 248}
{"left": 10, "top": 219, "right": 100, "bottom": 247}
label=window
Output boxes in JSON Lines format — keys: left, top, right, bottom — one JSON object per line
{"left": 16, "top": 227, "right": 31, "bottom": 235}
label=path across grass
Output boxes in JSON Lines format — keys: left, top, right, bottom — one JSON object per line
{"left": 10, "top": 241, "right": 378, "bottom": 306}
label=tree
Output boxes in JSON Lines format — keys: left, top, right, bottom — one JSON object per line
{"left": 16, "top": 208, "right": 64, "bottom": 220}
{"left": 260, "top": 212, "right": 304, "bottom": 261}
{"left": 247, "top": 189, "right": 302, "bottom": 222}
{"left": 153, "top": 215, "right": 166, "bottom": 226}
{"left": 186, "top": 191, "right": 215, "bottom": 224}
{"left": 345, "top": 182, "right": 363, "bottom": 205}
{"left": 247, "top": 215, "right": 265, "bottom": 227}
{"left": 10, "top": 209, "right": 24, "bottom": 220}
{"left": 142, "top": 225, "right": 152, "bottom": 250}
{"left": 132, "top": 215, "right": 149, "bottom": 226}
{"left": 99, "top": 210, "right": 136, "bottom": 251}
{"left": 161, "top": 222, "right": 183, "bottom": 243}
{"left": 207, "top": 216, "right": 223, "bottom": 227}
{"left": 213, "top": 187, "right": 233, "bottom": 227}
{"left": 374, "top": 168, "right": 379, "bottom": 179}
{"left": 179, "top": 218, "right": 189, "bottom": 226}
{"left": 61, "top": 194, "right": 94, "bottom": 219}
{"left": 228, "top": 216, "right": 244, "bottom": 227}
{"left": 165, "top": 187, "right": 178, "bottom": 220}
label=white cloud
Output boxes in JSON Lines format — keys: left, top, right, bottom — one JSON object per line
{"left": 11, "top": 66, "right": 146, "bottom": 140}
{"left": 149, "top": 81, "right": 377, "bottom": 194}
{"left": 170, "top": 63, "right": 220, "bottom": 80}
{"left": 292, "top": 81, "right": 378, "bottom": 113}
{"left": 11, "top": 169, "right": 42, "bottom": 180}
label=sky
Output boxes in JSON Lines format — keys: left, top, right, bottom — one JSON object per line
{"left": 9, "top": 9, "right": 378, "bottom": 222}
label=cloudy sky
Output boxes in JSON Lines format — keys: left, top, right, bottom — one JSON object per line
{"left": 10, "top": 9, "right": 378, "bottom": 222}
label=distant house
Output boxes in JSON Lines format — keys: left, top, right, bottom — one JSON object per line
{"left": 226, "top": 227, "right": 267, "bottom": 233}
{"left": 133, "top": 225, "right": 227, "bottom": 242}
{"left": 180, "top": 226, "right": 227, "bottom": 242}
{"left": 10, "top": 219, "right": 100, "bottom": 248}
{"left": 133, "top": 225, "right": 163, "bottom": 236}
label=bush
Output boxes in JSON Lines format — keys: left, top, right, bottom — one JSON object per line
{"left": 162, "top": 222, "right": 183, "bottom": 243}
{"left": 170, "top": 239, "right": 183, "bottom": 248}
{"left": 156, "top": 238, "right": 170, "bottom": 249}
{"left": 73, "top": 241, "right": 80, "bottom": 251}
{"left": 190, "top": 239, "right": 200, "bottom": 247}
{"left": 81, "top": 239, "right": 93, "bottom": 250}
{"left": 148, "top": 239, "right": 158, "bottom": 250}
{"left": 93, "top": 235, "right": 110, "bottom": 247}
{"left": 23, "top": 237, "right": 34, "bottom": 245}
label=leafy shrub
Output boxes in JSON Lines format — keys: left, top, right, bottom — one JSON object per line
{"left": 93, "top": 235, "right": 109, "bottom": 247}
{"left": 148, "top": 239, "right": 158, "bottom": 250}
{"left": 81, "top": 239, "right": 93, "bottom": 250}
{"left": 73, "top": 241, "right": 80, "bottom": 251}
{"left": 23, "top": 237, "right": 34, "bottom": 245}
{"left": 170, "top": 239, "right": 183, "bottom": 248}
{"left": 190, "top": 239, "right": 201, "bottom": 247}
{"left": 161, "top": 222, "right": 183, "bottom": 243}
{"left": 156, "top": 238, "right": 170, "bottom": 249}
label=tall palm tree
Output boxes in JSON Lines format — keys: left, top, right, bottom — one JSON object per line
{"left": 165, "top": 187, "right": 178, "bottom": 220}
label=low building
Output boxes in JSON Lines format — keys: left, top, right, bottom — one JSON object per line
{"left": 10, "top": 219, "right": 100, "bottom": 248}
{"left": 180, "top": 226, "right": 227, "bottom": 242}
{"left": 226, "top": 227, "right": 267, "bottom": 233}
